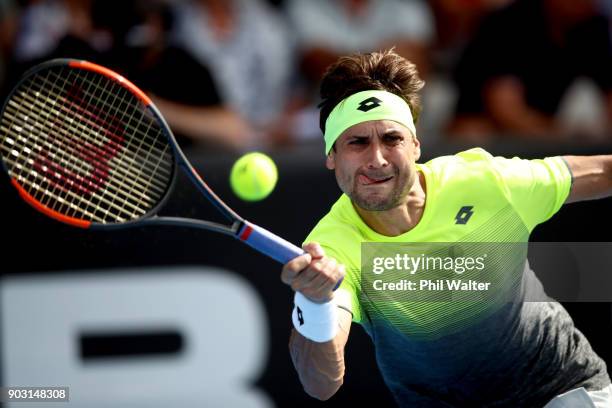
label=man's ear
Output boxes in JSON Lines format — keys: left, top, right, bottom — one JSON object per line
{"left": 326, "top": 150, "right": 336, "bottom": 170}
{"left": 413, "top": 136, "right": 421, "bottom": 161}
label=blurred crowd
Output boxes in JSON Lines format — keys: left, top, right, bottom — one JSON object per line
{"left": 0, "top": 0, "right": 610, "bottom": 152}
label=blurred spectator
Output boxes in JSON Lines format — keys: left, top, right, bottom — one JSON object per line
{"left": 599, "top": 0, "right": 612, "bottom": 20}
{"left": 11, "top": 0, "right": 98, "bottom": 63}
{"left": 0, "top": 0, "right": 18, "bottom": 87}
{"left": 429, "top": 0, "right": 512, "bottom": 71}
{"left": 599, "top": 0, "right": 612, "bottom": 45}
{"left": 122, "top": 1, "right": 242, "bottom": 150}
{"left": 156, "top": 0, "right": 296, "bottom": 151}
{"left": 3, "top": 0, "right": 91, "bottom": 97}
{"left": 2, "top": 0, "right": 297, "bottom": 152}
{"left": 284, "top": 0, "right": 434, "bottom": 142}
{"left": 418, "top": 0, "right": 510, "bottom": 148}
{"left": 449, "top": 0, "right": 612, "bottom": 141}
{"left": 287, "top": 0, "right": 433, "bottom": 84}
{"left": 2, "top": 0, "right": 139, "bottom": 98}
{"left": 9, "top": 0, "right": 137, "bottom": 64}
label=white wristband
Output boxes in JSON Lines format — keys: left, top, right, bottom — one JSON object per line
{"left": 292, "top": 292, "right": 338, "bottom": 343}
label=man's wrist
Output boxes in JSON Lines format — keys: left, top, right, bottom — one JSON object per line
{"left": 303, "top": 291, "right": 334, "bottom": 304}
{"left": 292, "top": 292, "right": 338, "bottom": 343}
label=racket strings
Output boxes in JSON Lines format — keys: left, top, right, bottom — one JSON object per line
{"left": 56, "top": 71, "right": 165, "bottom": 220}
{"left": 2, "top": 73, "right": 164, "bottom": 220}
{"left": 90, "top": 71, "right": 173, "bottom": 222}
{"left": 67, "top": 68, "right": 172, "bottom": 221}
{"left": 1, "top": 98, "right": 152, "bottom": 222}
{"left": 37, "top": 67, "right": 91, "bottom": 219}
{"left": 1, "top": 69, "right": 108, "bottom": 221}
{"left": 59, "top": 68, "right": 166, "bottom": 219}
{"left": 3, "top": 86, "right": 168, "bottom": 199}
{"left": 0, "top": 65, "right": 175, "bottom": 223}
{"left": 33, "top": 69, "right": 171, "bottom": 180}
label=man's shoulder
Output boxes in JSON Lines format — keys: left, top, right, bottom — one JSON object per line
{"left": 425, "top": 147, "right": 494, "bottom": 166}
{"left": 305, "top": 196, "right": 359, "bottom": 239}
{"left": 421, "top": 148, "right": 526, "bottom": 202}
{"left": 303, "top": 196, "right": 363, "bottom": 261}
{"left": 423, "top": 148, "right": 500, "bottom": 179}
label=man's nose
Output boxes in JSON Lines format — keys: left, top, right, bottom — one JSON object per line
{"left": 366, "top": 143, "right": 388, "bottom": 169}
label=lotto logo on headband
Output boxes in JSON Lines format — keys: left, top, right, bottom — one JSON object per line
{"left": 357, "top": 97, "right": 382, "bottom": 112}
{"left": 324, "top": 90, "right": 417, "bottom": 154}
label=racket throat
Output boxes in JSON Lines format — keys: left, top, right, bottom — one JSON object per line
{"left": 237, "top": 222, "right": 254, "bottom": 241}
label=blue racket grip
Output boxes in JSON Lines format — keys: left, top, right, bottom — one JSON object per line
{"left": 238, "top": 221, "right": 343, "bottom": 290}
{"left": 238, "top": 221, "right": 302, "bottom": 263}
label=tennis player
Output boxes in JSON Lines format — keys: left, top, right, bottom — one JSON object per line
{"left": 281, "top": 49, "right": 612, "bottom": 407}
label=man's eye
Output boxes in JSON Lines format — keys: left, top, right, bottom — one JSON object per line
{"left": 349, "top": 138, "right": 367, "bottom": 145}
{"left": 384, "top": 136, "right": 403, "bottom": 144}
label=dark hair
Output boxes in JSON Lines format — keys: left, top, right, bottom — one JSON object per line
{"left": 318, "top": 49, "right": 425, "bottom": 134}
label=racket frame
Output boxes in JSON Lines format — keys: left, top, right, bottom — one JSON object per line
{"left": 0, "top": 58, "right": 338, "bottom": 271}
{"left": 1, "top": 59, "right": 244, "bottom": 238}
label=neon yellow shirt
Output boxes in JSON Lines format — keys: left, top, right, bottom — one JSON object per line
{"left": 303, "top": 148, "right": 612, "bottom": 405}
{"left": 305, "top": 147, "right": 571, "bottom": 323}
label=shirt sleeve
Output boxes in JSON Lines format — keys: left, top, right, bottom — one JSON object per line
{"left": 320, "top": 245, "right": 363, "bottom": 324}
{"left": 302, "top": 233, "right": 363, "bottom": 324}
{"left": 492, "top": 154, "right": 573, "bottom": 232}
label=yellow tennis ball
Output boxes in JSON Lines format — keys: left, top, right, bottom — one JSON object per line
{"left": 230, "top": 152, "right": 278, "bottom": 201}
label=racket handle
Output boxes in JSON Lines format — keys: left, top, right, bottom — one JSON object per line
{"left": 238, "top": 222, "right": 343, "bottom": 291}
{"left": 238, "top": 221, "right": 304, "bottom": 264}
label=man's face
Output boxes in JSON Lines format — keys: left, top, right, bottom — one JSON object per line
{"left": 326, "top": 120, "right": 421, "bottom": 211}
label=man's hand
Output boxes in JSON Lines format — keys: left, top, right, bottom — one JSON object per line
{"left": 281, "top": 242, "right": 345, "bottom": 303}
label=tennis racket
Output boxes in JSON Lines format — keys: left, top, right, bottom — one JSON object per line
{"left": 0, "top": 59, "right": 303, "bottom": 265}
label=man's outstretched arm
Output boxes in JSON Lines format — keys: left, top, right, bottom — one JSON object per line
{"left": 563, "top": 155, "right": 612, "bottom": 203}
{"left": 281, "top": 242, "right": 350, "bottom": 400}
{"left": 289, "top": 309, "right": 352, "bottom": 400}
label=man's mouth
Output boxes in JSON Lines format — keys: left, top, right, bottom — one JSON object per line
{"left": 358, "top": 174, "right": 394, "bottom": 185}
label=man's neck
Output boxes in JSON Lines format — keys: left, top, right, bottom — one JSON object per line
{"left": 354, "top": 172, "right": 427, "bottom": 236}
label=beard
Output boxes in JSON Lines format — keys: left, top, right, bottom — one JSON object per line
{"left": 351, "top": 190, "right": 404, "bottom": 211}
